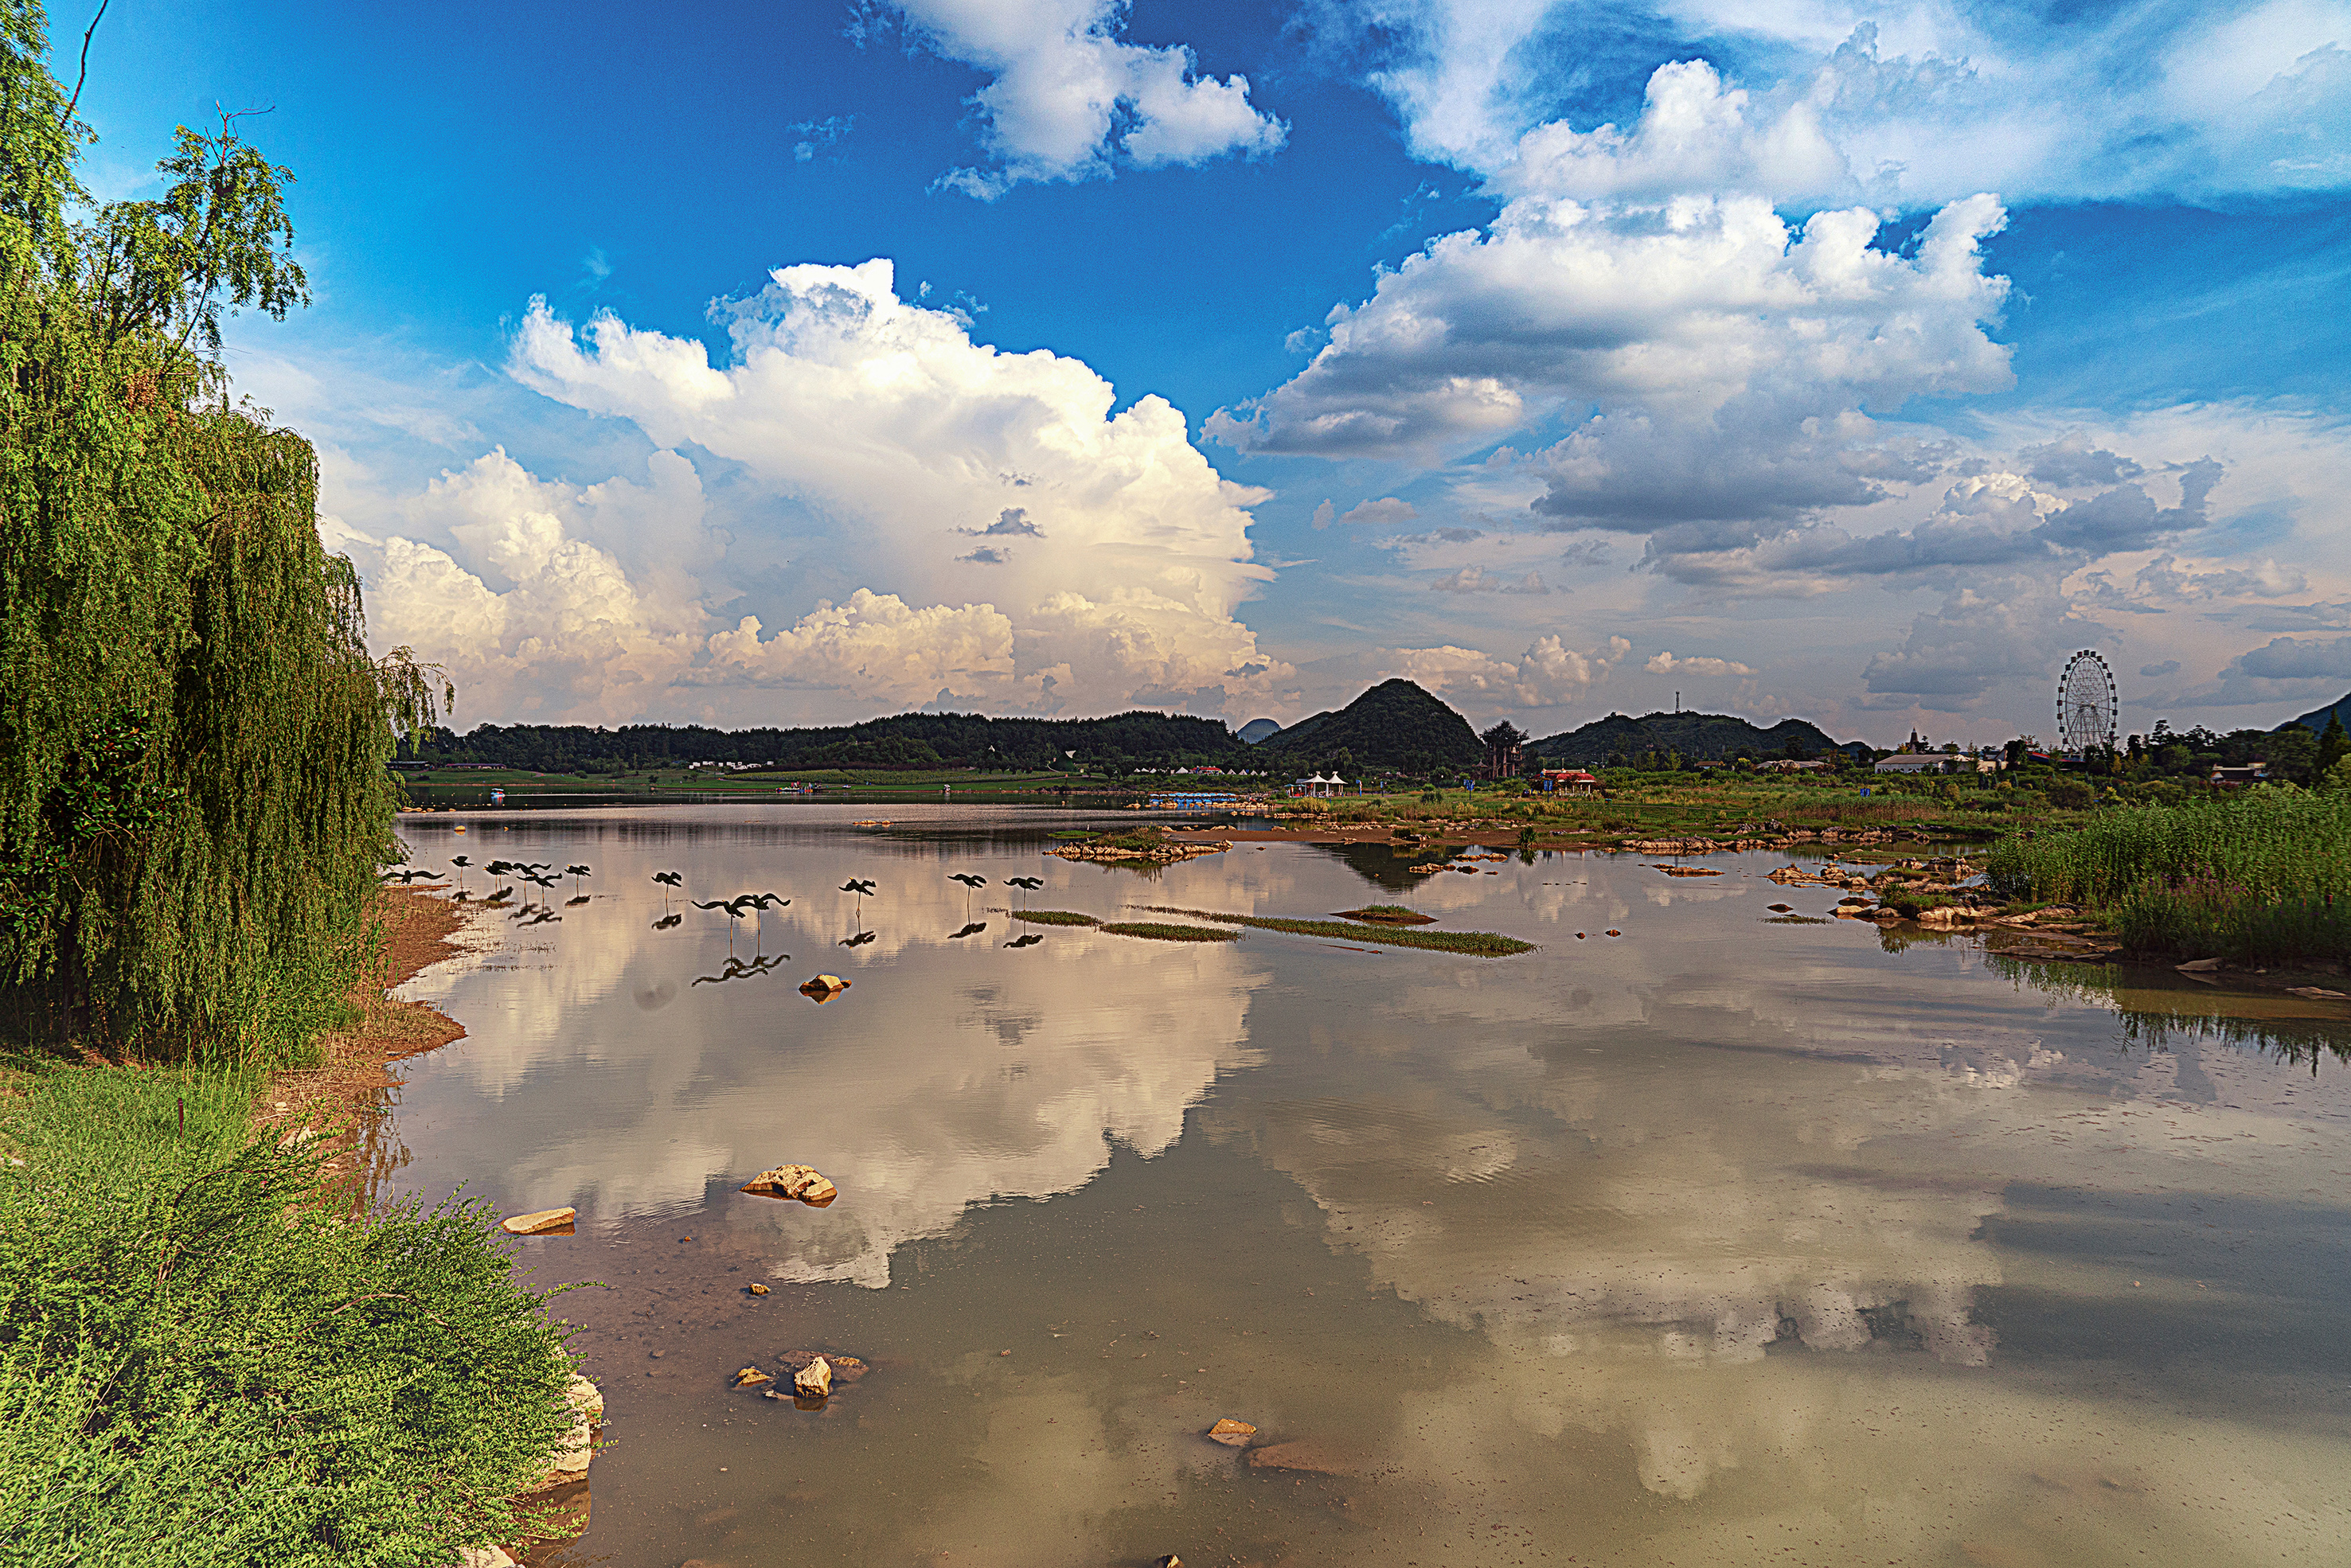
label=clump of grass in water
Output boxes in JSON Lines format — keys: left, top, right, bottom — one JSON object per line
{"left": 0, "top": 1056, "right": 580, "bottom": 1560}
{"left": 1987, "top": 790, "right": 2351, "bottom": 964}
{"left": 1139, "top": 907, "right": 1534, "bottom": 957}
{"left": 1336, "top": 905, "right": 1436, "bottom": 926}
{"left": 1098, "top": 922, "right": 1242, "bottom": 942}
{"left": 1011, "top": 910, "right": 1099, "bottom": 926}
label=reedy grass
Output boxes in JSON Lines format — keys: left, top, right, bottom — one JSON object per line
{"left": 1010, "top": 910, "right": 1099, "bottom": 926}
{"left": 1987, "top": 790, "right": 2351, "bottom": 965}
{"left": 1138, "top": 906, "right": 1534, "bottom": 957}
{"left": 1098, "top": 922, "right": 1242, "bottom": 942}
{"left": 0, "top": 1056, "right": 579, "bottom": 1566}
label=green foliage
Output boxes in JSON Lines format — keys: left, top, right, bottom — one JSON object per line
{"left": 0, "top": 1059, "right": 576, "bottom": 1564}
{"left": 1988, "top": 789, "right": 2351, "bottom": 964}
{"left": 0, "top": 6, "right": 412, "bottom": 1059}
{"left": 1010, "top": 909, "right": 1099, "bottom": 926}
{"left": 2042, "top": 775, "right": 2095, "bottom": 809}
{"left": 2318, "top": 712, "right": 2350, "bottom": 779}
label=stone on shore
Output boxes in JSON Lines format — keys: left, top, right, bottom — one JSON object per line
{"left": 499, "top": 1207, "right": 576, "bottom": 1236}
{"left": 521, "top": 1375, "right": 603, "bottom": 1492}
{"left": 457, "top": 1548, "right": 515, "bottom": 1568}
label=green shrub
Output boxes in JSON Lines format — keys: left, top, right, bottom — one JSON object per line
{"left": 0, "top": 1062, "right": 577, "bottom": 1565}
{"left": 2043, "top": 776, "right": 2095, "bottom": 809}
{"left": 1988, "top": 789, "right": 2351, "bottom": 964}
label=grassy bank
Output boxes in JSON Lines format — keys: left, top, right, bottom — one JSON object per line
{"left": 0, "top": 1056, "right": 578, "bottom": 1564}
{"left": 1139, "top": 906, "right": 1537, "bottom": 957}
{"left": 1987, "top": 790, "right": 2351, "bottom": 965}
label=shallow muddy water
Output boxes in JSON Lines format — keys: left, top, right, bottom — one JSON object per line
{"left": 388, "top": 805, "right": 2351, "bottom": 1568}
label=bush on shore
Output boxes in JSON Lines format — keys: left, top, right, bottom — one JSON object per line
{"left": 1987, "top": 789, "right": 2351, "bottom": 965}
{"left": 0, "top": 1062, "right": 577, "bottom": 1566}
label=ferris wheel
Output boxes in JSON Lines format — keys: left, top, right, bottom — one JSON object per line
{"left": 2056, "top": 649, "right": 2118, "bottom": 755}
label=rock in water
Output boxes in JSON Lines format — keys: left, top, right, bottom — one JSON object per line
{"left": 799, "top": 973, "right": 851, "bottom": 1000}
{"left": 2177, "top": 957, "right": 2223, "bottom": 972}
{"left": 1154, "top": 1557, "right": 1184, "bottom": 1568}
{"left": 795, "top": 1356, "right": 832, "bottom": 1398}
{"left": 1206, "top": 1418, "right": 1256, "bottom": 1447}
{"left": 499, "top": 1207, "right": 576, "bottom": 1236}
{"left": 523, "top": 1374, "right": 603, "bottom": 1492}
{"left": 747, "top": 1281, "right": 770, "bottom": 1296}
{"left": 1245, "top": 1439, "right": 1361, "bottom": 1475}
{"left": 732, "top": 1366, "right": 772, "bottom": 1388}
{"left": 740, "top": 1164, "right": 839, "bottom": 1204}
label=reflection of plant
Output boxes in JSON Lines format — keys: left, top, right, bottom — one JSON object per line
{"left": 1988, "top": 954, "right": 2351, "bottom": 1071}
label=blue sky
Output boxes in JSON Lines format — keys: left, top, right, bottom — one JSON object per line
{"left": 68, "top": 0, "right": 2351, "bottom": 743}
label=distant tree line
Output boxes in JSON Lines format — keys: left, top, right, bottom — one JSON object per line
{"left": 398, "top": 709, "right": 1257, "bottom": 774}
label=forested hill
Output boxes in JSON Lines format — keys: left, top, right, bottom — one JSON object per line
{"left": 1529, "top": 711, "right": 1864, "bottom": 766}
{"left": 400, "top": 710, "right": 1254, "bottom": 772}
{"left": 1255, "top": 680, "right": 1482, "bottom": 773}
{"left": 2287, "top": 691, "right": 2351, "bottom": 733}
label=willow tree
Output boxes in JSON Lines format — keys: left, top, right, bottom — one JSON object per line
{"left": 0, "top": 1, "right": 440, "bottom": 1059}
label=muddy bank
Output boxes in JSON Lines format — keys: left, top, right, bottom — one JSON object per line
{"left": 259, "top": 887, "right": 478, "bottom": 1194}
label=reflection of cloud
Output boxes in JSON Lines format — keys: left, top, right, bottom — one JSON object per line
{"left": 392, "top": 812, "right": 1263, "bottom": 1285}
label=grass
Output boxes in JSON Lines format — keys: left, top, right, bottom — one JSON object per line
{"left": 1098, "top": 922, "right": 1242, "bottom": 942}
{"left": 1011, "top": 910, "right": 1099, "bottom": 925}
{"left": 1138, "top": 907, "right": 1535, "bottom": 957}
{"left": 1987, "top": 789, "right": 2351, "bottom": 965}
{"left": 1336, "top": 905, "right": 1437, "bottom": 926}
{"left": 0, "top": 1056, "right": 580, "bottom": 1564}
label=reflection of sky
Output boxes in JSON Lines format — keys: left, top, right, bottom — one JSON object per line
{"left": 387, "top": 810, "right": 2351, "bottom": 1565}
{"left": 394, "top": 805, "right": 1263, "bottom": 1284}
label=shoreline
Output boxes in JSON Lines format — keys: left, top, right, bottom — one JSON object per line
{"left": 259, "top": 887, "right": 476, "bottom": 1198}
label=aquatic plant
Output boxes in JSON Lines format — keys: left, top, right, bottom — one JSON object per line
{"left": 1099, "top": 921, "right": 1241, "bottom": 942}
{"left": 1011, "top": 909, "right": 1099, "bottom": 925}
{"left": 1987, "top": 790, "right": 2351, "bottom": 964}
{"left": 1139, "top": 906, "right": 1535, "bottom": 956}
{"left": 1335, "top": 905, "right": 1436, "bottom": 925}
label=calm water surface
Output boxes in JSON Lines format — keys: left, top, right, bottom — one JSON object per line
{"left": 388, "top": 805, "right": 2351, "bottom": 1568}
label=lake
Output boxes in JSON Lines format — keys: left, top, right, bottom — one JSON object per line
{"left": 388, "top": 805, "right": 2351, "bottom": 1568}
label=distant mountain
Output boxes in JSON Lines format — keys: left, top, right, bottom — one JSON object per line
{"left": 1529, "top": 710, "right": 1864, "bottom": 766}
{"left": 1256, "top": 680, "right": 1482, "bottom": 774}
{"left": 1236, "top": 717, "right": 1282, "bottom": 745}
{"left": 2283, "top": 690, "right": 2351, "bottom": 733}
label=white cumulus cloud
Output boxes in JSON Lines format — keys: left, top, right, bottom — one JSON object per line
{"left": 869, "top": 0, "right": 1287, "bottom": 197}
{"left": 1646, "top": 650, "right": 1753, "bottom": 677}
{"left": 1319, "top": 4, "right": 2351, "bottom": 204}
{"left": 338, "top": 259, "right": 1289, "bottom": 724}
